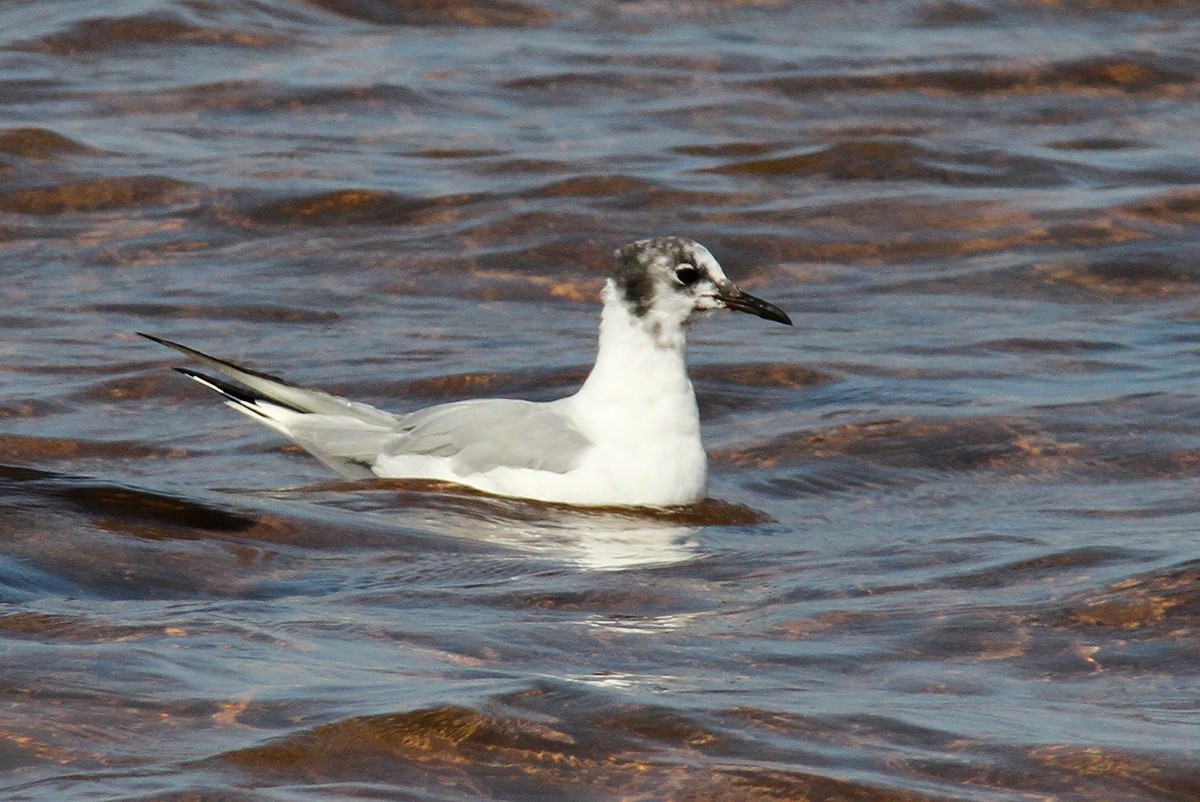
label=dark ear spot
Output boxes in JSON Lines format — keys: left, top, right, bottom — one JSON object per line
{"left": 613, "top": 242, "right": 655, "bottom": 317}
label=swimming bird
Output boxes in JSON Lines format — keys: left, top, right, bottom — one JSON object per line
{"left": 141, "top": 237, "right": 791, "bottom": 506}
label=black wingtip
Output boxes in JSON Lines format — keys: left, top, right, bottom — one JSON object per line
{"left": 173, "top": 367, "right": 251, "bottom": 400}
{"left": 173, "top": 367, "right": 309, "bottom": 415}
{"left": 139, "top": 332, "right": 298, "bottom": 387}
{"left": 140, "top": 331, "right": 193, "bottom": 353}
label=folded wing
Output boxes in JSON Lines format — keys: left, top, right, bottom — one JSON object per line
{"left": 142, "top": 334, "right": 591, "bottom": 481}
{"left": 383, "top": 399, "right": 591, "bottom": 476}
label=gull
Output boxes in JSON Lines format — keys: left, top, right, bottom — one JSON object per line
{"left": 141, "top": 237, "right": 791, "bottom": 507}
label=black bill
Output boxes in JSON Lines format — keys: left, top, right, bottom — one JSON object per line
{"left": 717, "top": 284, "right": 793, "bottom": 326}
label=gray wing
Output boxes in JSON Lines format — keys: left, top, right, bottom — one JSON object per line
{"left": 382, "top": 399, "right": 591, "bottom": 475}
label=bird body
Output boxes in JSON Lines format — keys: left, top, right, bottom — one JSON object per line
{"left": 143, "top": 237, "right": 790, "bottom": 507}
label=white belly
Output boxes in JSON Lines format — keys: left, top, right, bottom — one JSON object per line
{"left": 373, "top": 435, "right": 707, "bottom": 507}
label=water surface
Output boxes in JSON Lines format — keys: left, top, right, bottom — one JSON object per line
{"left": 2, "top": 1, "right": 1200, "bottom": 799}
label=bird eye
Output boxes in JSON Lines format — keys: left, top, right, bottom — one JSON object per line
{"left": 674, "top": 264, "right": 700, "bottom": 285}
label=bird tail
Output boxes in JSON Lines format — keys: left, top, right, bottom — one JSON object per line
{"left": 140, "top": 333, "right": 398, "bottom": 479}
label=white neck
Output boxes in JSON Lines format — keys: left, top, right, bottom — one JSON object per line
{"left": 574, "top": 281, "right": 694, "bottom": 410}
{"left": 554, "top": 280, "right": 708, "bottom": 505}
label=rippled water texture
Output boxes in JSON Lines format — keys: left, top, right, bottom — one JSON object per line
{"left": 3, "top": 1, "right": 1200, "bottom": 799}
